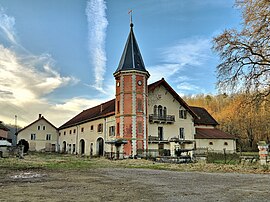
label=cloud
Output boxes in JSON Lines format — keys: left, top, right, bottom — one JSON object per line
{"left": 148, "top": 37, "right": 212, "bottom": 94}
{"left": 86, "top": 0, "right": 108, "bottom": 92}
{"left": 0, "top": 7, "right": 17, "bottom": 44}
{"left": 0, "top": 7, "right": 84, "bottom": 127}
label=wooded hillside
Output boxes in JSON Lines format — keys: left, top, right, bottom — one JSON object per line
{"left": 184, "top": 93, "right": 270, "bottom": 151}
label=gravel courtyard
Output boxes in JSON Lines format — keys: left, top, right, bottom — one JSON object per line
{"left": 1, "top": 168, "right": 270, "bottom": 202}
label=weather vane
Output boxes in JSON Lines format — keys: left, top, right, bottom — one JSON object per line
{"left": 128, "top": 9, "right": 133, "bottom": 25}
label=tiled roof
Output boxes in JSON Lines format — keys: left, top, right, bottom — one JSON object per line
{"left": 114, "top": 23, "right": 149, "bottom": 75}
{"left": 59, "top": 99, "right": 115, "bottom": 129}
{"left": 195, "top": 128, "right": 235, "bottom": 139}
{"left": 59, "top": 79, "right": 201, "bottom": 129}
{"left": 190, "top": 106, "right": 218, "bottom": 126}
{"left": 0, "top": 121, "right": 9, "bottom": 131}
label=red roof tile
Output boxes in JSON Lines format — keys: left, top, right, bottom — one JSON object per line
{"left": 59, "top": 79, "right": 200, "bottom": 129}
{"left": 195, "top": 128, "right": 235, "bottom": 139}
{"left": 59, "top": 99, "right": 115, "bottom": 129}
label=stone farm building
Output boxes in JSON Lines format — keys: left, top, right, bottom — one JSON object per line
{"left": 58, "top": 22, "right": 236, "bottom": 158}
{"left": 17, "top": 114, "right": 59, "bottom": 152}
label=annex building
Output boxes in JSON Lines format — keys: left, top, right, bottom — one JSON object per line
{"left": 58, "top": 22, "right": 236, "bottom": 159}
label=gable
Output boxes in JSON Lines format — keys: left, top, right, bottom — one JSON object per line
{"left": 17, "top": 116, "right": 57, "bottom": 134}
{"left": 148, "top": 78, "right": 197, "bottom": 118}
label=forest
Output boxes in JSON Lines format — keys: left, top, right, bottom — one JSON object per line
{"left": 184, "top": 93, "right": 270, "bottom": 151}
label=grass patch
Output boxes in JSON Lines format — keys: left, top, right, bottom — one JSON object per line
{"left": 1, "top": 152, "right": 269, "bottom": 174}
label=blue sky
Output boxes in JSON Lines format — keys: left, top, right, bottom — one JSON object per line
{"left": 0, "top": 0, "right": 241, "bottom": 126}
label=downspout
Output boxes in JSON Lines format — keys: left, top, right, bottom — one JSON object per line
{"left": 76, "top": 125, "right": 79, "bottom": 155}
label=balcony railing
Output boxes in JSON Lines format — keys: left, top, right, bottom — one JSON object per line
{"left": 149, "top": 114, "right": 175, "bottom": 123}
{"left": 148, "top": 135, "right": 169, "bottom": 143}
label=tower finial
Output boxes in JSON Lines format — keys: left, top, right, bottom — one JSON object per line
{"left": 128, "top": 9, "right": 133, "bottom": 28}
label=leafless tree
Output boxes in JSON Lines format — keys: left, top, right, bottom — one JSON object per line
{"left": 213, "top": 0, "right": 270, "bottom": 101}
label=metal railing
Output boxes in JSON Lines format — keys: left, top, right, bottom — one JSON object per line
{"left": 149, "top": 114, "right": 175, "bottom": 123}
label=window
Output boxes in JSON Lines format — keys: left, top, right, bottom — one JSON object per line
{"left": 31, "top": 133, "right": 36, "bottom": 140}
{"left": 154, "top": 105, "right": 157, "bottom": 116}
{"left": 64, "top": 131, "right": 66, "bottom": 135}
{"left": 138, "top": 122, "right": 143, "bottom": 133}
{"left": 117, "top": 101, "right": 120, "bottom": 113}
{"left": 43, "top": 126, "right": 46, "bottom": 130}
{"left": 59, "top": 132, "right": 61, "bottom": 136}
{"left": 209, "top": 142, "right": 213, "bottom": 145}
{"left": 73, "top": 129, "right": 76, "bottom": 134}
{"left": 69, "top": 130, "right": 72, "bottom": 134}
{"left": 117, "top": 123, "right": 120, "bottom": 135}
{"left": 137, "top": 99, "right": 142, "bottom": 112}
{"left": 158, "top": 105, "right": 163, "bottom": 117}
{"left": 37, "top": 126, "right": 41, "bottom": 130}
{"left": 98, "top": 123, "right": 103, "bottom": 133}
{"left": 81, "top": 127, "right": 84, "bottom": 133}
{"left": 224, "top": 142, "right": 228, "bottom": 146}
{"left": 179, "top": 110, "right": 187, "bottom": 119}
{"left": 46, "top": 134, "right": 51, "bottom": 141}
{"left": 163, "top": 107, "right": 167, "bottom": 117}
{"left": 73, "top": 144, "right": 76, "bottom": 153}
{"left": 158, "top": 127, "right": 163, "bottom": 141}
{"left": 109, "top": 126, "right": 115, "bottom": 136}
{"left": 179, "top": 128, "right": 185, "bottom": 139}
{"left": 90, "top": 125, "right": 94, "bottom": 131}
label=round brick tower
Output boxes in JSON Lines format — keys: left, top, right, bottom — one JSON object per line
{"left": 114, "top": 22, "right": 150, "bottom": 157}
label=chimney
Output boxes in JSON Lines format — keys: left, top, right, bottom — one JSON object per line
{"left": 100, "top": 104, "right": 103, "bottom": 113}
{"left": 39, "top": 114, "right": 42, "bottom": 119}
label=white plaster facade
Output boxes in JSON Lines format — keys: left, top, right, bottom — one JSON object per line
{"left": 17, "top": 116, "right": 59, "bottom": 152}
{"left": 196, "top": 138, "right": 236, "bottom": 154}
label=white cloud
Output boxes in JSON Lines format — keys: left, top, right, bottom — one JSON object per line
{"left": 86, "top": 0, "right": 108, "bottom": 92}
{"left": 0, "top": 7, "right": 17, "bottom": 44}
{"left": 148, "top": 37, "right": 212, "bottom": 94}
{"left": 0, "top": 7, "right": 85, "bottom": 127}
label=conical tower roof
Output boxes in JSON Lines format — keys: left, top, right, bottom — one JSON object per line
{"left": 114, "top": 23, "right": 149, "bottom": 76}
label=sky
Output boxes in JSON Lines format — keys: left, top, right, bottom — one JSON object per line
{"left": 0, "top": 0, "right": 241, "bottom": 127}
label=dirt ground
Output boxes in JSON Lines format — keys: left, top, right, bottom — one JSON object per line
{"left": 1, "top": 167, "right": 270, "bottom": 202}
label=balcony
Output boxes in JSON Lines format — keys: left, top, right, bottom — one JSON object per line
{"left": 149, "top": 114, "right": 175, "bottom": 124}
{"left": 148, "top": 135, "right": 169, "bottom": 144}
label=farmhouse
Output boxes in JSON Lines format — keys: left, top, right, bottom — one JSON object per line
{"left": 58, "top": 22, "right": 236, "bottom": 158}
{"left": 17, "top": 114, "right": 59, "bottom": 152}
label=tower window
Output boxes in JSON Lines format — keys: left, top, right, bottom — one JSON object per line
{"left": 137, "top": 99, "right": 142, "bottom": 112}
{"left": 138, "top": 122, "right": 143, "bottom": 133}
{"left": 117, "top": 101, "right": 120, "bottom": 113}
{"left": 117, "top": 123, "right": 120, "bottom": 135}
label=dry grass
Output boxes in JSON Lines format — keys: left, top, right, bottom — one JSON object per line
{"left": 1, "top": 152, "right": 269, "bottom": 174}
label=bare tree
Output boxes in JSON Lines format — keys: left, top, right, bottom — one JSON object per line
{"left": 213, "top": 0, "right": 270, "bottom": 101}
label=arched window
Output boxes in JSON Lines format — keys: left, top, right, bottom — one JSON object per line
{"left": 154, "top": 105, "right": 157, "bottom": 116}
{"left": 163, "top": 107, "right": 167, "bottom": 117}
{"left": 158, "top": 105, "right": 163, "bottom": 117}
